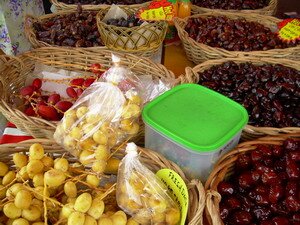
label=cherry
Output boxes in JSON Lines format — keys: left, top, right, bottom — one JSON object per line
{"left": 238, "top": 172, "right": 256, "bottom": 189}
{"left": 261, "top": 170, "right": 277, "bottom": 184}
{"left": 218, "top": 181, "right": 235, "bottom": 196}
{"left": 32, "top": 78, "right": 42, "bottom": 90}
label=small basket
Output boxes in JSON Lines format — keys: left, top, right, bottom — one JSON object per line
{"left": 96, "top": 7, "right": 168, "bottom": 57}
{"left": 181, "top": 57, "right": 300, "bottom": 140}
{"left": 174, "top": 12, "right": 300, "bottom": 64}
{"left": 50, "top": 0, "right": 150, "bottom": 11}
{"left": 0, "top": 138, "right": 206, "bottom": 225}
{"left": 204, "top": 133, "right": 300, "bottom": 225}
{"left": 191, "top": 0, "right": 277, "bottom": 16}
{"left": 0, "top": 47, "right": 176, "bottom": 139}
{"left": 25, "top": 9, "right": 106, "bottom": 50}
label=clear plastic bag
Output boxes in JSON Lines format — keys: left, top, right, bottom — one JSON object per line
{"left": 116, "top": 143, "right": 180, "bottom": 225}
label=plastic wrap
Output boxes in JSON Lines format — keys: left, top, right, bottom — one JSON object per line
{"left": 116, "top": 143, "right": 180, "bottom": 225}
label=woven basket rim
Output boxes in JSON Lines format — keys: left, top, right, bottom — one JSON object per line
{"left": 182, "top": 57, "right": 300, "bottom": 138}
{"left": 0, "top": 138, "right": 206, "bottom": 225}
{"left": 204, "top": 132, "right": 300, "bottom": 225}
{"left": 25, "top": 9, "right": 106, "bottom": 49}
{"left": 174, "top": 12, "right": 299, "bottom": 55}
{"left": 191, "top": 0, "right": 277, "bottom": 14}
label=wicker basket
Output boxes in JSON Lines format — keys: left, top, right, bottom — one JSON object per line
{"left": 0, "top": 138, "right": 206, "bottom": 225}
{"left": 204, "top": 133, "right": 300, "bottom": 225}
{"left": 50, "top": 0, "right": 150, "bottom": 11}
{"left": 96, "top": 7, "right": 168, "bottom": 58}
{"left": 0, "top": 47, "right": 176, "bottom": 139}
{"left": 25, "top": 9, "right": 106, "bottom": 50}
{"left": 191, "top": 0, "right": 277, "bottom": 16}
{"left": 181, "top": 57, "right": 300, "bottom": 140}
{"left": 174, "top": 12, "right": 300, "bottom": 64}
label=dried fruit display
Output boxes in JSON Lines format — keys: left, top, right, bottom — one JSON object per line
{"left": 185, "top": 16, "right": 299, "bottom": 52}
{"left": 19, "top": 64, "right": 101, "bottom": 121}
{"left": 191, "top": 0, "right": 269, "bottom": 10}
{"left": 58, "top": 0, "right": 148, "bottom": 5}
{"left": 0, "top": 142, "right": 128, "bottom": 225}
{"left": 106, "top": 15, "right": 144, "bottom": 28}
{"left": 218, "top": 138, "right": 300, "bottom": 225}
{"left": 197, "top": 62, "right": 300, "bottom": 128}
{"left": 33, "top": 6, "right": 103, "bottom": 47}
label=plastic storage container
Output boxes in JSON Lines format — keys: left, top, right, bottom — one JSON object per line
{"left": 142, "top": 84, "right": 248, "bottom": 181}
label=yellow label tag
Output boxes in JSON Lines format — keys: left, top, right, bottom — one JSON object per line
{"left": 139, "top": 7, "right": 166, "bottom": 21}
{"left": 278, "top": 19, "right": 300, "bottom": 41}
{"left": 156, "top": 169, "right": 189, "bottom": 225}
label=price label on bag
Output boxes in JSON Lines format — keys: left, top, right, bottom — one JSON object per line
{"left": 156, "top": 169, "right": 188, "bottom": 225}
{"left": 278, "top": 18, "right": 300, "bottom": 42}
{"left": 137, "top": 0, "right": 175, "bottom": 21}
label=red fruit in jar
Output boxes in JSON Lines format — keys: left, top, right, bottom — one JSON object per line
{"left": 269, "top": 184, "right": 284, "bottom": 204}
{"left": 273, "top": 145, "right": 283, "bottom": 157}
{"left": 272, "top": 216, "right": 289, "bottom": 225}
{"left": 284, "top": 195, "right": 300, "bottom": 212}
{"left": 253, "top": 206, "right": 272, "bottom": 221}
{"left": 83, "top": 78, "right": 95, "bottom": 87}
{"left": 283, "top": 139, "right": 299, "bottom": 151}
{"left": 70, "top": 78, "right": 85, "bottom": 87}
{"left": 76, "top": 88, "right": 84, "bottom": 97}
{"left": 20, "top": 85, "right": 34, "bottom": 97}
{"left": 66, "top": 87, "right": 77, "bottom": 99}
{"left": 48, "top": 93, "right": 61, "bottom": 105}
{"left": 236, "top": 154, "right": 251, "bottom": 169}
{"left": 37, "top": 105, "right": 59, "bottom": 121}
{"left": 55, "top": 101, "right": 73, "bottom": 113}
{"left": 239, "top": 172, "right": 256, "bottom": 189}
{"left": 232, "top": 211, "right": 253, "bottom": 225}
{"left": 218, "top": 181, "right": 235, "bottom": 196}
{"left": 261, "top": 170, "right": 277, "bottom": 184}
{"left": 24, "top": 107, "right": 36, "bottom": 116}
{"left": 251, "top": 150, "right": 263, "bottom": 163}
{"left": 90, "top": 63, "right": 101, "bottom": 74}
{"left": 286, "top": 162, "right": 300, "bottom": 179}
{"left": 226, "top": 197, "right": 241, "bottom": 209}
{"left": 32, "top": 78, "right": 42, "bottom": 90}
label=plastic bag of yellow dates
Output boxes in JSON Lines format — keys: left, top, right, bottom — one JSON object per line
{"left": 116, "top": 143, "right": 181, "bottom": 225}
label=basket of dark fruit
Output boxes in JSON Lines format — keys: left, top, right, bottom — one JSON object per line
{"left": 205, "top": 133, "right": 300, "bottom": 225}
{"left": 25, "top": 6, "right": 105, "bottom": 49}
{"left": 96, "top": 7, "right": 168, "bottom": 57}
{"left": 191, "top": 0, "right": 277, "bottom": 16}
{"left": 183, "top": 57, "right": 300, "bottom": 140}
{"left": 174, "top": 12, "right": 300, "bottom": 64}
{"left": 50, "top": 0, "right": 150, "bottom": 11}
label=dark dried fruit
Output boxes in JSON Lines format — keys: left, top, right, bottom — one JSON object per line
{"left": 191, "top": 0, "right": 269, "bottom": 10}
{"left": 58, "top": 0, "right": 148, "bottom": 5}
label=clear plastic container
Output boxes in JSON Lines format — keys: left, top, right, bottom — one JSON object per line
{"left": 142, "top": 84, "right": 248, "bottom": 181}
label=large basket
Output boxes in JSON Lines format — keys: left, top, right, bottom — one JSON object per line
{"left": 0, "top": 47, "right": 176, "bottom": 139}
{"left": 96, "top": 7, "right": 168, "bottom": 58}
{"left": 50, "top": 0, "right": 150, "bottom": 11}
{"left": 181, "top": 57, "right": 300, "bottom": 140}
{"left": 174, "top": 12, "right": 300, "bottom": 64}
{"left": 191, "top": 0, "right": 277, "bottom": 16}
{"left": 204, "top": 133, "right": 300, "bottom": 225}
{"left": 0, "top": 138, "right": 206, "bottom": 225}
{"left": 25, "top": 10, "right": 106, "bottom": 50}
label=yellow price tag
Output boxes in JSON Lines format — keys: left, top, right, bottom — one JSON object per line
{"left": 156, "top": 169, "right": 189, "bottom": 225}
{"left": 278, "top": 19, "right": 300, "bottom": 41}
{"left": 139, "top": 7, "right": 166, "bottom": 21}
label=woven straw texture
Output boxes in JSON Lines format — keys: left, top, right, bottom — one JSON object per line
{"left": 96, "top": 7, "right": 168, "bottom": 57}
{"left": 0, "top": 47, "right": 176, "bottom": 139}
{"left": 0, "top": 138, "right": 206, "bottom": 225}
{"left": 24, "top": 9, "right": 106, "bottom": 50}
{"left": 174, "top": 12, "right": 300, "bottom": 64}
{"left": 204, "top": 133, "right": 300, "bottom": 225}
{"left": 191, "top": 0, "right": 277, "bottom": 16}
{"left": 50, "top": 0, "right": 150, "bottom": 11}
{"left": 180, "top": 57, "right": 300, "bottom": 140}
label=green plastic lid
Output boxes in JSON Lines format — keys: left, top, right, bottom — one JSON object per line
{"left": 142, "top": 84, "right": 248, "bottom": 152}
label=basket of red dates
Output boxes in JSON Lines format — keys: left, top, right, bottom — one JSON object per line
{"left": 205, "top": 133, "right": 300, "bottom": 225}
{"left": 174, "top": 12, "right": 300, "bottom": 64}
{"left": 191, "top": 0, "right": 277, "bottom": 16}
{"left": 182, "top": 57, "right": 300, "bottom": 140}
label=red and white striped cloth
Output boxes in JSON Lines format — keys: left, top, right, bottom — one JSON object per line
{"left": 0, "top": 122, "right": 33, "bottom": 144}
